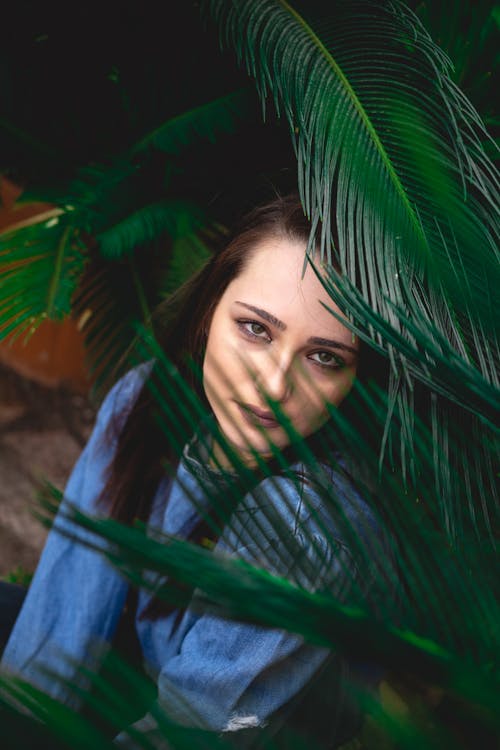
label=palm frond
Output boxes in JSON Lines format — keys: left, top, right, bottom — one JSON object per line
{"left": 3, "top": 323, "right": 498, "bottom": 748}
{"left": 135, "top": 331, "right": 499, "bottom": 648}
{"left": 73, "top": 210, "right": 216, "bottom": 394}
{"left": 96, "top": 200, "right": 211, "bottom": 261}
{"left": 412, "top": 0, "right": 499, "bottom": 136}
{"left": 159, "top": 231, "right": 215, "bottom": 298}
{"left": 204, "top": 0, "right": 498, "bottom": 359}
{"left": 32, "top": 482, "right": 499, "bottom": 747}
{"left": 0, "top": 84, "right": 246, "bottom": 351}
{"left": 132, "top": 88, "right": 255, "bottom": 155}
{"left": 0, "top": 214, "right": 86, "bottom": 337}
{"left": 0, "top": 673, "right": 112, "bottom": 750}
{"left": 1, "top": 4, "right": 498, "bottom": 748}
{"left": 204, "top": 0, "right": 499, "bottom": 539}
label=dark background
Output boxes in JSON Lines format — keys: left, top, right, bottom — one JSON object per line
{"left": 1, "top": 1, "right": 496, "bottom": 203}
{"left": 0, "top": 0, "right": 297, "bottom": 210}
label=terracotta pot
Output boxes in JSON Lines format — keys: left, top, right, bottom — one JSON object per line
{"left": 0, "top": 177, "right": 90, "bottom": 393}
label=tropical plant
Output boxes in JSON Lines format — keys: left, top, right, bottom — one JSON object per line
{"left": 0, "top": 1, "right": 498, "bottom": 748}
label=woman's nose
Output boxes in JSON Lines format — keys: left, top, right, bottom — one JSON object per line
{"left": 258, "top": 356, "right": 293, "bottom": 403}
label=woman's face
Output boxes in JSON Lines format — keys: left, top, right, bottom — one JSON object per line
{"left": 203, "top": 236, "right": 358, "bottom": 465}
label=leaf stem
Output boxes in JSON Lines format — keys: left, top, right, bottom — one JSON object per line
{"left": 278, "top": 0, "right": 429, "bottom": 253}
{"left": 46, "top": 224, "right": 71, "bottom": 317}
{"left": 129, "top": 257, "right": 151, "bottom": 325}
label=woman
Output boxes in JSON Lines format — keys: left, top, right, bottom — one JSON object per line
{"left": 1, "top": 195, "right": 397, "bottom": 747}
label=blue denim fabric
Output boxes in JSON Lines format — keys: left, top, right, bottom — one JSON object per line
{"left": 1, "top": 367, "right": 396, "bottom": 744}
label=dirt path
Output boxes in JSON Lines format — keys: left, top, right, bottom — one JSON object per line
{"left": 0, "top": 366, "right": 95, "bottom": 577}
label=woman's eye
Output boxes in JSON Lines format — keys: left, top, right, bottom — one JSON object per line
{"left": 238, "top": 320, "right": 271, "bottom": 341}
{"left": 310, "top": 351, "right": 344, "bottom": 369}
{"left": 249, "top": 322, "right": 266, "bottom": 336}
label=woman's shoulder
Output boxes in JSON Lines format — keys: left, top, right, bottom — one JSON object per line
{"left": 95, "top": 361, "right": 154, "bottom": 432}
{"left": 226, "top": 457, "right": 397, "bottom": 602}
{"left": 246, "top": 455, "right": 378, "bottom": 535}
{"left": 220, "top": 458, "right": 371, "bottom": 560}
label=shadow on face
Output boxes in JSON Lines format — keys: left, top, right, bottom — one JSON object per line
{"left": 202, "top": 236, "right": 358, "bottom": 466}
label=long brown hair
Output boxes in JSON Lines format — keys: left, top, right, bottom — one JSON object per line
{"left": 99, "top": 193, "right": 331, "bottom": 522}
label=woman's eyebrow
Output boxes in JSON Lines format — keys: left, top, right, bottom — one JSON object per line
{"left": 235, "top": 301, "right": 358, "bottom": 355}
{"left": 235, "top": 301, "right": 286, "bottom": 330}
{"left": 307, "top": 337, "right": 358, "bottom": 356}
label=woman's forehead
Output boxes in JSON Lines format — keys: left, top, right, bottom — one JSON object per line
{"left": 223, "top": 237, "right": 350, "bottom": 334}
{"left": 235, "top": 237, "right": 321, "bottom": 288}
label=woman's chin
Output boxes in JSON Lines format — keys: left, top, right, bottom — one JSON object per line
{"left": 218, "top": 425, "right": 289, "bottom": 467}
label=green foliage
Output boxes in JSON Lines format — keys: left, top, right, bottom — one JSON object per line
{"left": 132, "top": 88, "right": 255, "bottom": 155}
{"left": 1, "top": 566, "right": 33, "bottom": 587}
{"left": 24, "top": 336, "right": 498, "bottom": 746}
{"left": 0, "top": 214, "right": 86, "bottom": 337}
{"left": 0, "top": 80, "right": 249, "bottom": 387}
{"left": 96, "top": 201, "right": 207, "bottom": 261}
{"left": 0, "top": 1, "right": 498, "bottom": 748}
{"left": 411, "top": 0, "right": 499, "bottom": 142}
{"left": 202, "top": 0, "right": 499, "bottom": 543}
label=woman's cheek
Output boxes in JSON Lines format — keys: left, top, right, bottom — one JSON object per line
{"left": 329, "top": 370, "right": 356, "bottom": 407}
{"left": 202, "top": 348, "right": 225, "bottom": 407}
{"left": 302, "top": 369, "right": 355, "bottom": 411}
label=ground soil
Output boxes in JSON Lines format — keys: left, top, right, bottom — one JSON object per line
{"left": 0, "top": 364, "right": 96, "bottom": 578}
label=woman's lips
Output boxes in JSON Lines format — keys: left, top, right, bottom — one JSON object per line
{"left": 237, "top": 403, "right": 281, "bottom": 428}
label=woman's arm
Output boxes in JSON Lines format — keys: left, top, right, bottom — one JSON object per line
{"left": 115, "top": 471, "right": 383, "bottom": 747}
{"left": 0, "top": 367, "right": 150, "bottom": 708}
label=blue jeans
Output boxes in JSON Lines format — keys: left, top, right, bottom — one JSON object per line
{"left": 0, "top": 581, "right": 26, "bottom": 656}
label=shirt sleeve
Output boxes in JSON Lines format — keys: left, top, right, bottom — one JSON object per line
{"left": 0, "top": 366, "right": 150, "bottom": 709}
{"left": 115, "top": 471, "right": 371, "bottom": 746}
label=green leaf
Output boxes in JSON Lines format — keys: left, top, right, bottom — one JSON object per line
{"left": 204, "top": 0, "right": 499, "bottom": 540}
{"left": 0, "top": 213, "right": 86, "bottom": 336}
{"left": 132, "top": 88, "right": 255, "bottom": 155}
{"left": 96, "top": 201, "right": 209, "bottom": 260}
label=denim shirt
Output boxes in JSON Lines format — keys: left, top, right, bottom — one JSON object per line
{"left": 1, "top": 366, "right": 397, "bottom": 745}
